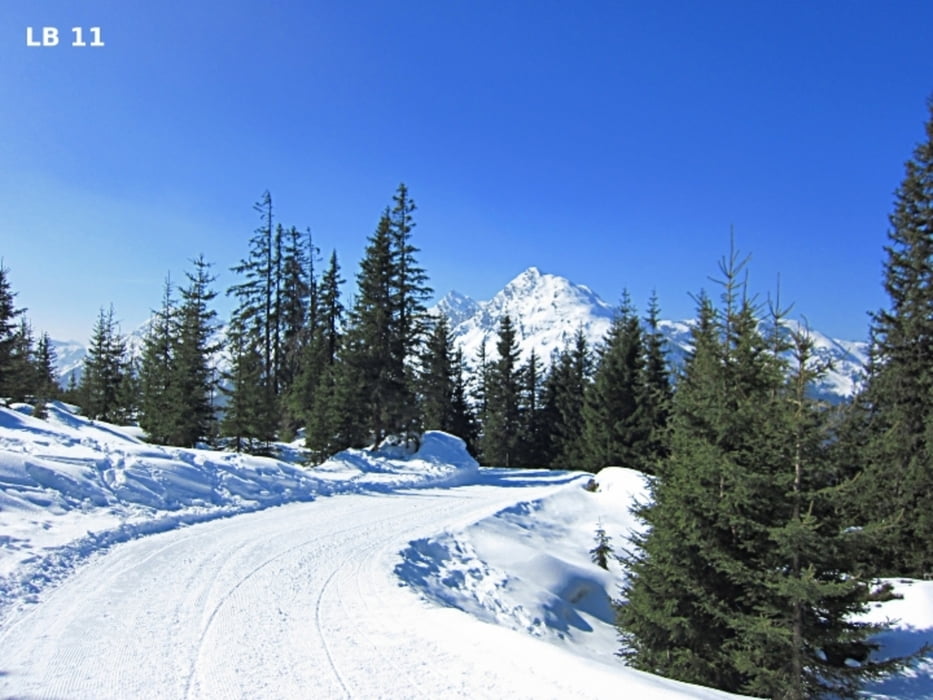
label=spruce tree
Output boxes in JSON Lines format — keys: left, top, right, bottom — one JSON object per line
{"left": 343, "top": 211, "right": 402, "bottom": 446}
{"left": 389, "top": 183, "right": 432, "bottom": 440}
{"left": 138, "top": 276, "right": 181, "bottom": 444}
{"left": 7, "top": 318, "right": 37, "bottom": 404}
{"left": 851, "top": 98, "right": 933, "bottom": 577}
{"left": 174, "top": 256, "right": 220, "bottom": 446}
{"left": 299, "top": 251, "right": 346, "bottom": 459}
{"left": 227, "top": 191, "right": 281, "bottom": 434}
{"left": 642, "top": 292, "right": 672, "bottom": 468}
{"left": 0, "top": 264, "right": 25, "bottom": 402}
{"left": 79, "top": 305, "right": 133, "bottom": 423}
{"left": 33, "top": 332, "right": 59, "bottom": 405}
{"left": 580, "top": 292, "right": 650, "bottom": 473}
{"left": 221, "top": 317, "right": 275, "bottom": 453}
{"left": 481, "top": 315, "right": 522, "bottom": 466}
{"left": 619, "top": 251, "right": 899, "bottom": 697}
{"left": 448, "top": 347, "right": 479, "bottom": 453}
{"left": 516, "top": 348, "right": 547, "bottom": 466}
{"left": 420, "top": 316, "right": 457, "bottom": 432}
{"left": 541, "top": 329, "right": 592, "bottom": 467}
{"left": 341, "top": 186, "right": 432, "bottom": 448}
{"left": 278, "top": 225, "right": 316, "bottom": 435}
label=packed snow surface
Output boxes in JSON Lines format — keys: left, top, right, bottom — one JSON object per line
{"left": 0, "top": 403, "right": 930, "bottom": 698}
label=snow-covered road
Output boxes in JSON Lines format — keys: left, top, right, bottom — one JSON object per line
{"left": 0, "top": 477, "right": 736, "bottom": 700}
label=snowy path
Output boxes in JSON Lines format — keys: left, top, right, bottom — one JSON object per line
{"left": 0, "top": 478, "right": 735, "bottom": 700}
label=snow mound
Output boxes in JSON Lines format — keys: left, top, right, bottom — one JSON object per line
{"left": 396, "top": 467, "right": 648, "bottom": 663}
{"left": 313, "top": 431, "right": 478, "bottom": 490}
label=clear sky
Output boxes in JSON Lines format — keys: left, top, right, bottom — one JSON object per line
{"left": 1, "top": 1, "right": 931, "bottom": 343}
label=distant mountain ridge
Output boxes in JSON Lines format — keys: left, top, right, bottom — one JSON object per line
{"left": 51, "top": 267, "right": 869, "bottom": 404}
{"left": 431, "top": 267, "right": 868, "bottom": 403}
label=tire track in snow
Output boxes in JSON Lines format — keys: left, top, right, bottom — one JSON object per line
{"left": 3, "top": 481, "right": 620, "bottom": 699}
{"left": 314, "top": 565, "right": 351, "bottom": 699}
{"left": 182, "top": 528, "right": 351, "bottom": 699}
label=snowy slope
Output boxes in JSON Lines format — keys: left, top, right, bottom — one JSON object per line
{"left": 0, "top": 403, "right": 748, "bottom": 699}
{"left": 434, "top": 266, "right": 615, "bottom": 365}
{"left": 1, "top": 403, "right": 931, "bottom": 697}
{"left": 433, "top": 267, "right": 869, "bottom": 402}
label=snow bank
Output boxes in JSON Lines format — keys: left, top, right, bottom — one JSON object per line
{"left": 0, "top": 403, "right": 477, "bottom": 618}
{"left": 396, "top": 466, "right": 649, "bottom": 664}
{"left": 396, "top": 467, "right": 933, "bottom": 698}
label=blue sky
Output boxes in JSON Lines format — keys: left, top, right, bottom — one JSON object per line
{"left": 1, "top": 1, "right": 931, "bottom": 343}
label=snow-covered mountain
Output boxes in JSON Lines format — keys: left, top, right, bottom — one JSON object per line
{"left": 432, "top": 267, "right": 869, "bottom": 403}
{"left": 51, "top": 266, "right": 868, "bottom": 403}
{"left": 49, "top": 339, "right": 88, "bottom": 386}
{"left": 433, "top": 266, "right": 616, "bottom": 365}
{"left": 51, "top": 321, "right": 220, "bottom": 386}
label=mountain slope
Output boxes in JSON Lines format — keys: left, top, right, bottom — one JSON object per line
{"left": 432, "top": 267, "right": 868, "bottom": 402}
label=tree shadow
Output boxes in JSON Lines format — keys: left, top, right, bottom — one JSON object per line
{"left": 863, "top": 626, "right": 933, "bottom": 699}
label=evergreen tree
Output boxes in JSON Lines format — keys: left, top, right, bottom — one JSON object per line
{"left": 849, "top": 99, "right": 933, "bottom": 577}
{"left": 619, "top": 251, "right": 898, "bottom": 697}
{"left": 448, "top": 347, "right": 479, "bottom": 453}
{"left": 418, "top": 316, "right": 478, "bottom": 449}
{"left": 481, "top": 315, "right": 522, "bottom": 466}
{"left": 7, "top": 318, "right": 37, "bottom": 403}
{"left": 642, "top": 292, "right": 672, "bottom": 468}
{"left": 516, "top": 348, "right": 547, "bottom": 466}
{"left": 227, "top": 191, "right": 281, "bottom": 433}
{"left": 33, "top": 332, "right": 59, "bottom": 403}
{"left": 174, "top": 256, "right": 220, "bottom": 446}
{"left": 541, "top": 329, "right": 592, "bottom": 467}
{"left": 278, "top": 225, "right": 315, "bottom": 435}
{"left": 79, "top": 305, "right": 133, "bottom": 423}
{"left": 473, "top": 338, "right": 491, "bottom": 446}
{"left": 299, "top": 251, "right": 346, "bottom": 459}
{"left": 389, "top": 183, "right": 432, "bottom": 440}
{"left": 0, "top": 264, "right": 25, "bottom": 402}
{"left": 340, "top": 186, "right": 432, "bottom": 447}
{"left": 580, "top": 292, "right": 651, "bottom": 473}
{"left": 343, "top": 211, "right": 402, "bottom": 446}
{"left": 420, "top": 316, "right": 457, "bottom": 432}
{"left": 138, "top": 276, "right": 181, "bottom": 444}
{"left": 221, "top": 317, "right": 275, "bottom": 453}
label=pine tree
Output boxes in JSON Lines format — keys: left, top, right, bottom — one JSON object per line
{"left": 343, "top": 210, "right": 402, "bottom": 446}
{"left": 221, "top": 317, "right": 275, "bottom": 453}
{"left": 541, "top": 329, "right": 592, "bottom": 467}
{"left": 389, "top": 183, "right": 432, "bottom": 441}
{"left": 341, "top": 186, "right": 432, "bottom": 448}
{"left": 79, "top": 305, "right": 133, "bottom": 423}
{"left": 580, "top": 292, "right": 651, "bottom": 473}
{"left": 642, "top": 292, "right": 672, "bottom": 469}
{"left": 591, "top": 522, "right": 613, "bottom": 570}
{"left": 481, "top": 315, "right": 522, "bottom": 466}
{"left": 299, "top": 251, "right": 346, "bottom": 459}
{"left": 227, "top": 191, "right": 281, "bottom": 435}
{"left": 7, "top": 318, "right": 37, "bottom": 404}
{"left": 278, "top": 225, "right": 316, "bottom": 435}
{"left": 174, "top": 256, "right": 220, "bottom": 446}
{"left": 448, "top": 347, "right": 479, "bottom": 453}
{"left": 0, "top": 264, "right": 25, "bottom": 402}
{"left": 850, "top": 99, "right": 933, "bottom": 577}
{"left": 516, "top": 348, "right": 547, "bottom": 466}
{"left": 420, "top": 316, "right": 457, "bottom": 432}
{"left": 619, "top": 250, "right": 900, "bottom": 697}
{"left": 138, "top": 276, "right": 181, "bottom": 444}
{"left": 33, "top": 332, "right": 59, "bottom": 410}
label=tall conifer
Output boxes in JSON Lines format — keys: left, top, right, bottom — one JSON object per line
{"left": 851, "top": 99, "right": 933, "bottom": 577}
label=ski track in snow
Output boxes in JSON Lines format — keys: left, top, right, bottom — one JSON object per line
{"left": 0, "top": 480, "right": 745, "bottom": 700}
{"left": 2, "top": 406, "right": 929, "bottom": 698}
